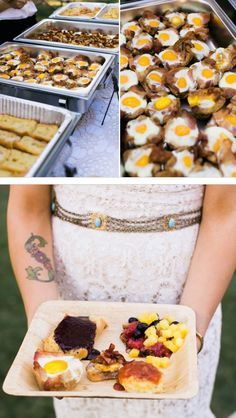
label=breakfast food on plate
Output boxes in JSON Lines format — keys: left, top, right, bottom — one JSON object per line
{"left": 117, "top": 361, "right": 163, "bottom": 393}
{"left": 86, "top": 343, "right": 127, "bottom": 382}
{"left": 33, "top": 350, "right": 83, "bottom": 391}
{"left": 0, "top": 48, "right": 105, "bottom": 90}
{"left": 120, "top": 8, "right": 236, "bottom": 176}
{"left": 120, "top": 312, "right": 189, "bottom": 359}
{"left": 31, "top": 28, "right": 119, "bottom": 51}
{"left": 60, "top": 6, "right": 101, "bottom": 18}
{"left": 43, "top": 315, "right": 107, "bottom": 359}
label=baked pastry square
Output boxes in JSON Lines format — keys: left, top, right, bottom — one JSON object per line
{"left": 15, "top": 136, "right": 47, "bottom": 156}
{"left": 0, "top": 115, "right": 37, "bottom": 136}
{"left": 1, "top": 149, "right": 37, "bottom": 175}
{"left": 32, "top": 123, "right": 59, "bottom": 142}
{"left": 0, "top": 145, "right": 10, "bottom": 164}
{"left": 0, "top": 129, "right": 21, "bottom": 149}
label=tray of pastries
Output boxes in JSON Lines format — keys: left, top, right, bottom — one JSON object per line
{"left": 50, "top": 2, "right": 107, "bottom": 21}
{"left": 0, "top": 94, "right": 78, "bottom": 177}
{"left": 3, "top": 300, "right": 198, "bottom": 399}
{"left": 120, "top": 0, "right": 236, "bottom": 177}
{"left": 15, "top": 19, "right": 119, "bottom": 55}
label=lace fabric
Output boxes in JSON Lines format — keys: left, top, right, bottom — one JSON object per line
{"left": 52, "top": 185, "right": 221, "bottom": 418}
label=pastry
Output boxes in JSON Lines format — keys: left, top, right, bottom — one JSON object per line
{"left": 0, "top": 114, "right": 37, "bottom": 136}
{"left": 1, "top": 149, "right": 37, "bottom": 174}
{"left": 32, "top": 123, "right": 58, "bottom": 142}
{"left": 0, "top": 129, "right": 20, "bottom": 148}
{"left": 15, "top": 136, "right": 47, "bottom": 156}
{"left": 117, "top": 361, "right": 163, "bottom": 393}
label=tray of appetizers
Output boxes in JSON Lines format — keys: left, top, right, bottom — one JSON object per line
{"left": 95, "top": 4, "right": 119, "bottom": 25}
{"left": 49, "top": 2, "right": 107, "bottom": 22}
{"left": 120, "top": 0, "right": 236, "bottom": 178}
{"left": 14, "top": 19, "right": 119, "bottom": 55}
{"left": 0, "top": 94, "right": 80, "bottom": 177}
{"left": 0, "top": 43, "right": 115, "bottom": 113}
{"left": 3, "top": 300, "right": 198, "bottom": 399}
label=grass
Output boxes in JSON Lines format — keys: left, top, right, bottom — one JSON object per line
{"left": 0, "top": 185, "right": 235, "bottom": 418}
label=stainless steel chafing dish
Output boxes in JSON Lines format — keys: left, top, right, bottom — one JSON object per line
{"left": 95, "top": 4, "right": 119, "bottom": 25}
{"left": 0, "top": 42, "right": 115, "bottom": 113}
{"left": 0, "top": 94, "right": 80, "bottom": 177}
{"left": 49, "top": 2, "right": 107, "bottom": 22}
{"left": 121, "top": 0, "right": 236, "bottom": 46}
{"left": 14, "top": 19, "right": 119, "bottom": 55}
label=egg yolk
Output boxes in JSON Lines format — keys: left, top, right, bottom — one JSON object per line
{"left": 161, "top": 50, "right": 178, "bottom": 61}
{"left": 128, "top": 24, "right": 138, "bottom": 31}
{"left": 154, "top": 97, "right": 172, "bottom": 110}
{"left": 202, "top": 68, "right": 214, "bottom": 79}
{"left": 226, "top": 115, "right": 236, "bottom": 126}
{"left": 183, "top": 155, "right": 192, "bottom": 168}
{"left": 137, "top": 39, "right": 149, "bottom": 47}
{"left": 90, "top": 63, "right": 99, "bottom": 71}
{"left": 135, "top": 123, "right": 147, "bottom": 134}
{"left": 159, "top": 32, "right": 170, "bottom": 41}
{"left": 122, "top": 96, "right": 141, "bottom": 108}
{"left": 149, "top": 20, "right": 159, "bottom": 27}
{"left": 188, "top": 95, "right": 199, "bottom": 106}
{"left": 193, "top": 42, "right": 204, "bottom": 51}
{"left": 138, "top": 56, "right": 150, "bottom": 67}
{"left": 225, "top": 74, "right": 236, "bottom": 84}
{"left": 175, "top": 125, "right": 190, "bottom": 136}
{"left": 177, "top": 77, "right": 187, "bottom": 89}
{"left": 148, "top": 72, "right": 162, "bottom": 83}
{"left": 192, "top": 16, "right": 202, "bottom": 26}
{"left": 78, "top": 61, "right": 88, "bottom": 66}
{"left": 136, "top": 155, "right": 149, "bottom": 167}
{"left": 172, "top": 16, "right": 182, "bottom": 26}
{"left": 43, "top": 360, "right": 68, "bottom": 375}
{"left": 120, "top": 74, "right": 129, "bottom": 84}
{"left": 121, "top": 55, "right": 128, "bottom": 67}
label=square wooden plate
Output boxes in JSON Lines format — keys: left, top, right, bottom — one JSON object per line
{"left": 3, "top": 300, "right": 198, "bottom": 399}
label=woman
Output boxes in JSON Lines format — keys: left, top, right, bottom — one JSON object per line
{"left": 0, "top": 0, "right": 37, "bottom": 44}
{"left": 7, "top": 184, "right": 236, "bottom": 418}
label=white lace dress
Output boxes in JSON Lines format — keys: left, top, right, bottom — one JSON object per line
{"left": 52, "top": 185, "right": 221, "bottom": 418}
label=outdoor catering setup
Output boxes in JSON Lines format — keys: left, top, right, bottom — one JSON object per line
{"left": 0, "top": 2, "right": 119, "bottom": 178}
{"left": 120, "top": 0, "right": 236, "bottom": 177}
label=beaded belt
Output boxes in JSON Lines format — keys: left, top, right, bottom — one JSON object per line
{"left": 53, "top": 199, "right": 201, "bottom": 233}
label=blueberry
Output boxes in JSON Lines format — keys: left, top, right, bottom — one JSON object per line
{"left": 171, "top": 321, "right": 179, "bottom": 325}
{"left": 150, "top": 320, "right": 160, "bottom": 326}
{"left": 137, "top": 322, "right": 149, "bottom": 332}
{"left": 133, "top": 330, "right": 142, "bottom": 339}
{"left": 128, "top": 317, "right": 138, "bottom": 323}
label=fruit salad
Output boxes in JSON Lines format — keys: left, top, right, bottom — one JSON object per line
{"left": 120, "top": 312, "right": 189, "bottom": 368}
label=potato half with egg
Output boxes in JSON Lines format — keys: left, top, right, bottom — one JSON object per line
{"left": 155, "top": 28, "right": 179, "bottom": 47}
{"left": 186, "top": 12, "right": 210, "bottom": 28}
{"left": 170, "top": 149, "right": 195, "bottom": 176}
{"left": 120, "top": 70, "right": 138, "bottom": 92}
{"left": 219, "top": 72, "right": 236, "bottom": 98}
{"left": 139, "top": 10, "right": 165, "bottom": 34}
{"left": 146, "top": 94, "right": 180, "bottom": 125}
{"left": 123, "top": 145, "right": 159, "bottom": 177}
{"left": 142, "top": 67, "right": 168, "bottom": 94}
{"left": 33, "top": 350, "right": 83, "bottom": 391}
{"left": 163, "top": 11, "right": 186, "bottom": 29}
{"left": 129, "top": 54, "right": 159, "bottom": 82}
{"left": 120, "top": 46, "right": 132, "bottom": 71}
{"left": 191, "top": 61, "right": 221, "bottom": 89}
{"left": 121, "top": 87, "right": 147, "bottom": 120}
{"left": 190, "top": 39, "right": 210, "bottom": 61}
{"left": 124, "top": 115, "right": 163, "bottom": 147}
{"left": 118, "top": 361, "right": 163, "bottom": 393}
{"left": 122, "top": 21, "right": 142, "bottom": 39}
{"left": 164, "top": 110, "right": 199, "bottom": 148}
{"left": 209, "top": 45, "right": 236, "bottom": 72}
{"left": 187, "top": 88, "right": 225, "bottom": 119}
{"left": 166, "top": 67, "right": 196, "bottom": 98}
{"left": 211, "top": 102, "right": 236, "bottom": 136}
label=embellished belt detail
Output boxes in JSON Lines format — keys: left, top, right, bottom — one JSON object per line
{"left": 52, "top": 200, "right": 201, "bottom": 233}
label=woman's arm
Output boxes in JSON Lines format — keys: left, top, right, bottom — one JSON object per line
{"left": 180, "top": 185, "right": 236, "bottom": 339}
{"left": 7, "top": 185, "right": 59, "bottom": 325}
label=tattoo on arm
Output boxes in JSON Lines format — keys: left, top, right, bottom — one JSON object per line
{"left": 25, "top": 233, "right": 55, "bottom": 283}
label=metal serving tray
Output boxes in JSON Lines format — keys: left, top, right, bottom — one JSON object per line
{"left": 95, "top": 4, "right": 119, "bottom": 25}
{"left": 121, "top": 0, "right": 236, "bottom": 46}
{"left": 0, "top": 94, "right": 80, "bottom": 177}
{"left": 15, "top": 19, "right": 119, "bottom": 55}
{"left": 50, "top": 2, "right": 106, "bottom": 22}
{"left": 0, "top": 42, "right": 114, "bottom": 113}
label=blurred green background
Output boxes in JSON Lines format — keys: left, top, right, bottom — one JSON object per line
{"left": 0, "top": 185, "right": 236, "bottom": 418}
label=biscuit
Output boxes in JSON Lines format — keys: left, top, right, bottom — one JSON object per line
{"left": 0, "top": 115, "right": 37, "bottom": 136}
{"left": 0, "top": 145, "right": 10, "bottom": 164}
{"left": 0, "top": 169, "right": 14, "bottom": 177}
{"left": 32, "top": 123, "right": 59, "bottom": 142}
{"left": 15, "top": 136, "right": 47, "bottom": 156}
{"left": 0, "top": 129, "right": 21, "bottom": 149}
{"left": 1, "top": 149, "right": 37, "bottom": 174}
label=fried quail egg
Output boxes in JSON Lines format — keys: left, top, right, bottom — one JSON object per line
{"left": 210, "top": 47, "right": 235, "bottom": 72}
{"left": 120, "top": 70, "right": 138, "bottom": 91}
{"left": 172, "top": 150, "right": 194, "bottom": 176}
{"left": 77, "top": 77, "right": 91, "bottom": 87}
{"left": 120, "top": 46, "right": 131, "bottom": 70}
{"left": 130, "top": 32, "right": 153, "bottom": 52}
{"left": 219, "top": 72, "right": 236, "bottom": 98}
{"left": 203, "top": 126, "right": 236, "bottom": 155}
{"left": 190, "top": 40, "right": 210, "bottom": 60}
{"left": 140, "top": 17, "right": 165, "bottom": 32}
{"left": 189, "top": 163, "right": 222, "bottom": 177}
{"left": 124, "top": 146, "right": 155, "bottom": 177}
{"left": 166, "top": 67, "right": 196, "bottom": 96}
{"left": 144, "top": 68, "right": 168, "bottom": 93}
{"left": 187, "top": 88, "right": 225, "bottom": 118}
{"left": 51, "top": 56, "right": 64, "bottom": 64}
{"left": 191, "top": 61, "right": 220, "bottom": 88}
{"left": 76, "top": 60, "right": 89, "bottom": 69}
{"left": 52, "top": 74, "right": 69, "bottom": 84}
{"left": 88, "top": 63, "right": 101, "bottom": 72}
{"left": 122, "top": 21, "right": 142, "bottom": 38}
{"left": 7, "top": 59, "right": 20, "bottom": 67}
{"left": 187, "top": 12, "right": 210, "bottom": 28}
{"left": 147, "top": 94, "right": 180, "bottom": 124}
{"left": 131, "top": 54, "right": 157, "bottom": 79}
{"left": 164, "top": 111, "right": 199, "bottom": 147}
{"left": 158, "top": 49, "right": 181, "bottom": 68}
{"left": 155, "top": 28, "right": 179, "bottom": 47}
{"left": 164, "top": 12, "right": 186, "bottom": 28}
{"left": 121, "top": 90, "right": 147, "bottom": 119}
{"left": 180, "top": 26, "right": 195, "bottom": 38}
{"left": 212, "top": 104, "right": 236, "bottom": 136}
{"left": 125, "top": 116, "right": 163, "bottom": 146}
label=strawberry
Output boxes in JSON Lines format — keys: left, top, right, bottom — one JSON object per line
{"left": 127, "top": 338, "right": 144, "bottom": 350}
{"left": 123, "top": 321, "right": 138, "bottom": 338}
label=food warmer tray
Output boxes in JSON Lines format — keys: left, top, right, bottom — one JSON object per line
{"left": 15, "top": 19, "right": 119, "bottom": 56}
{"left": 95, "top": 4, "right": 119, "bottom": 25}
{"left": 49, "top": 2, "right": 107, "bottom": 22}
{"left": 121, "top": 0, "right": 236, "bottom": 45}
{"left": 0, "top": 42, "right": 115, "bottom": 113}
{"left": 0, "top": 94, "right": 80, "bottom": 177}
